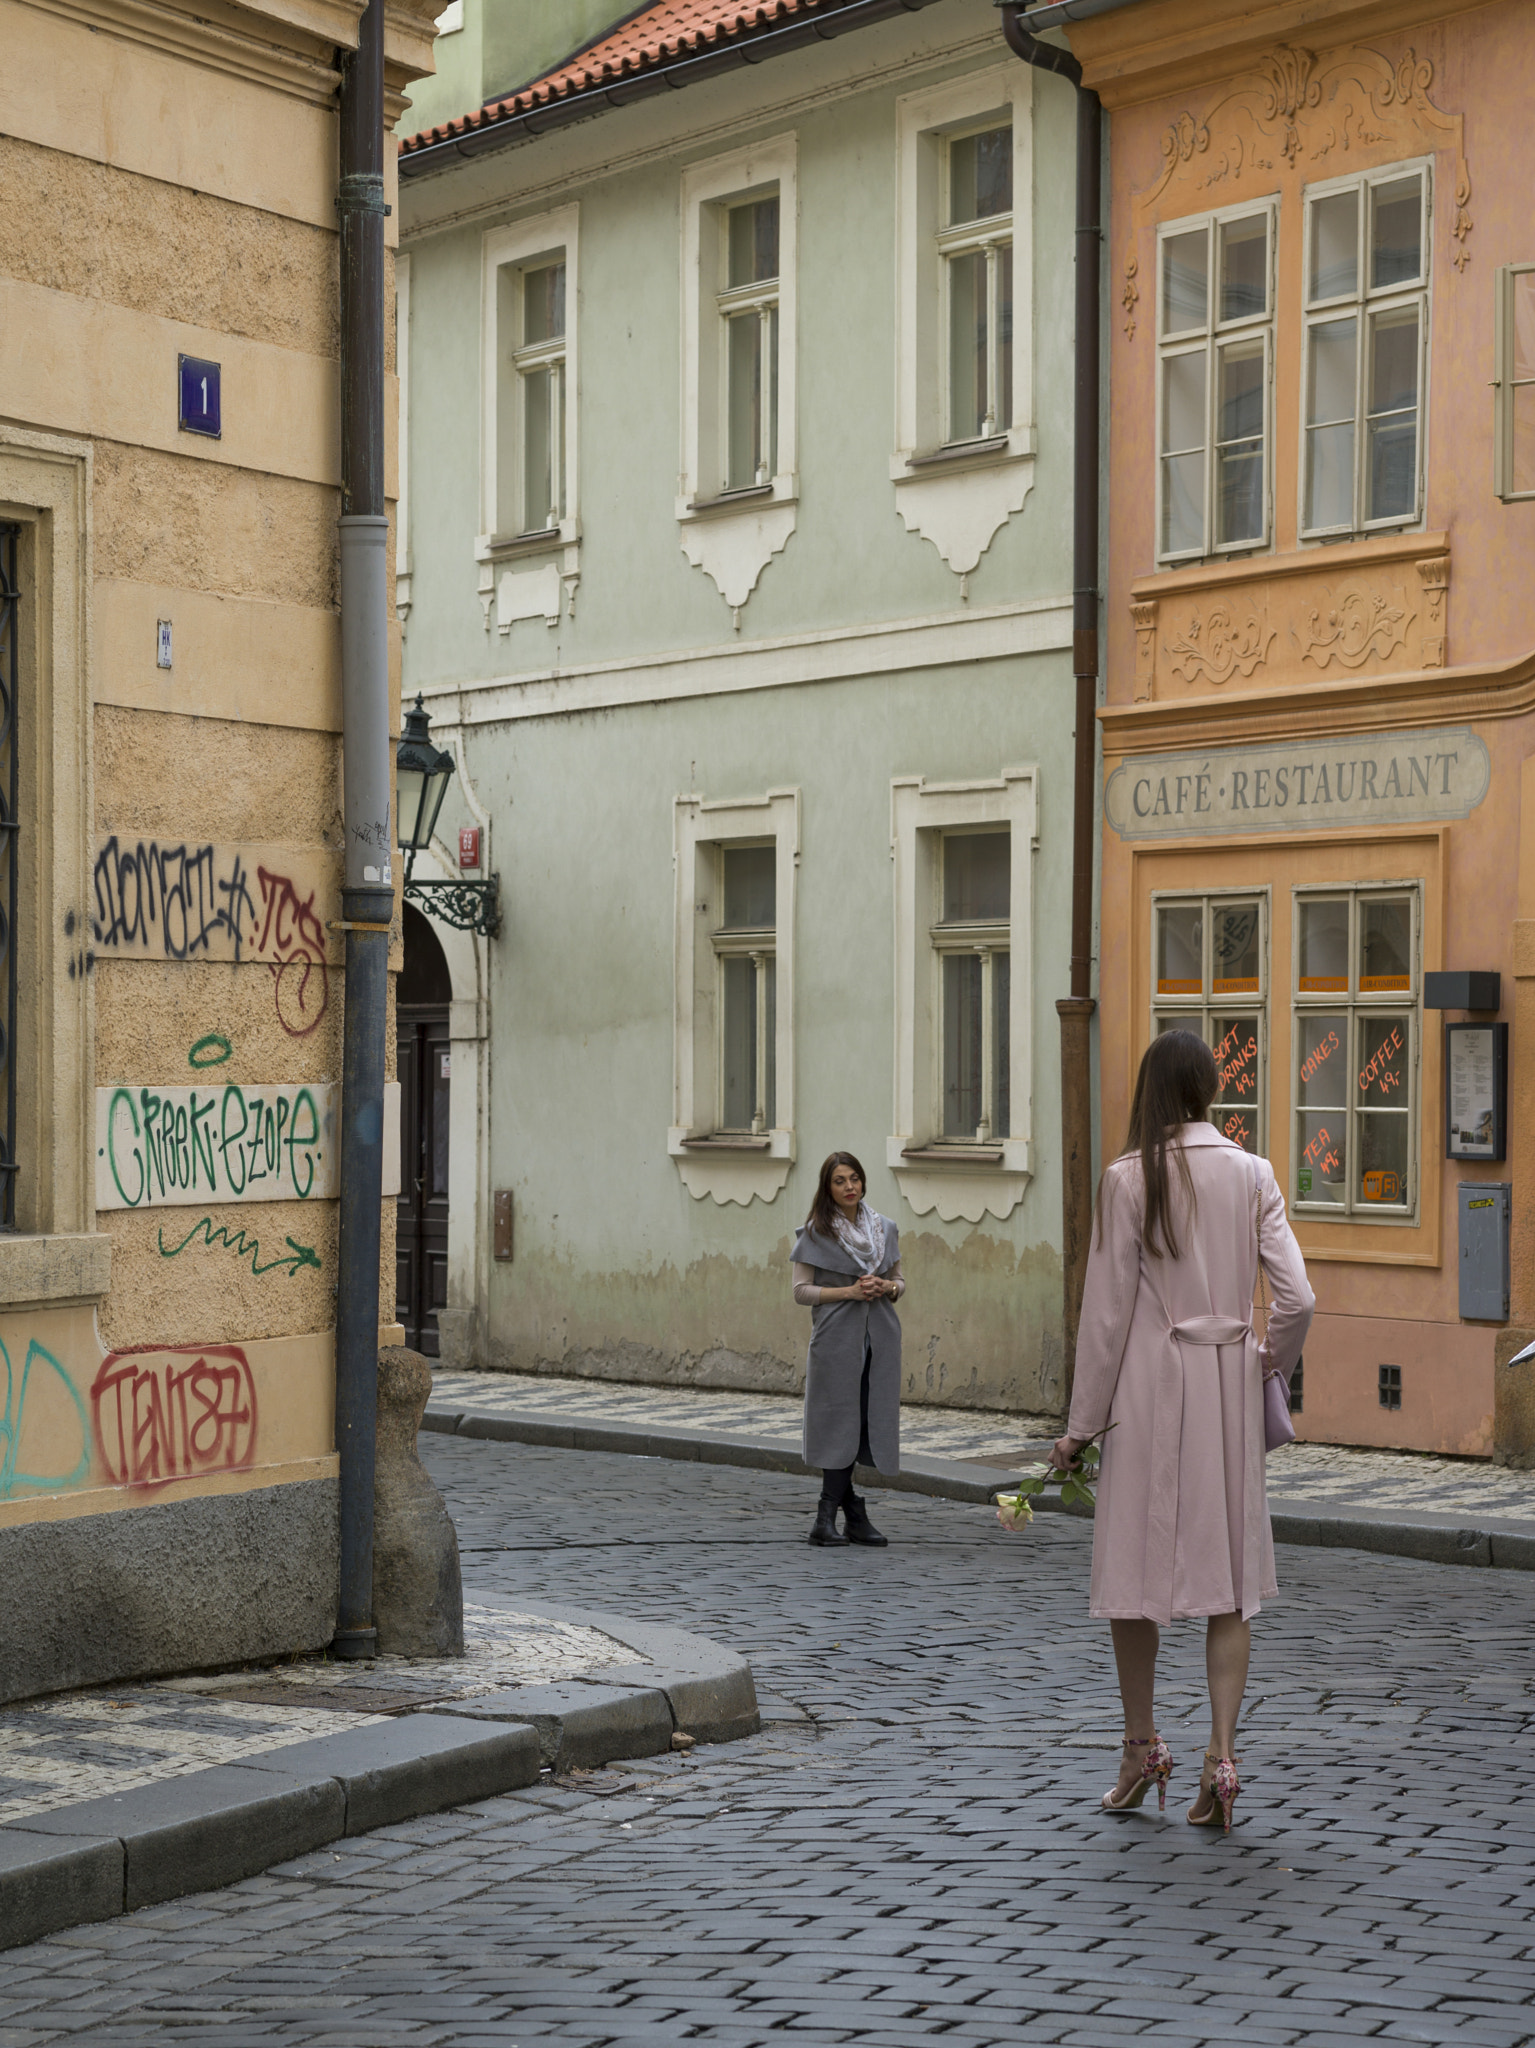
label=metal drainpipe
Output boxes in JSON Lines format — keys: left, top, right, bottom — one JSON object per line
{"left": 333, "top": 0, "right": 392, "bottom": 1659}
{"left": 1000, "top": 5, "right": 1102, "bottom": 1418}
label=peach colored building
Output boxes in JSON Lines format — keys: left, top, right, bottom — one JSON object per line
{"left": 1061, "top": 0, "right": 1535, "bottom": 1458}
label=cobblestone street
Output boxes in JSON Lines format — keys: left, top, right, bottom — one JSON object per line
{"left": 5, "top": 1435, "right": 1535, "bottom": 2047}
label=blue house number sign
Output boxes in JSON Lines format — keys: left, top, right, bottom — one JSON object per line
{"left": 178, "top": 354, "right": 221, "bottom": 439}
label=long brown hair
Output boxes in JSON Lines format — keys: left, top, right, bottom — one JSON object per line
{"left": 808, "top": 1150, "right": 867, "bottom": 1238}
{"left": 1097, "top": 1029, "right": 1217, "bottom": 1259}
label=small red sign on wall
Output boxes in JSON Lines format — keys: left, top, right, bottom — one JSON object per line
{"left": 459, "top": 826, "right": 480, "bottom": 870}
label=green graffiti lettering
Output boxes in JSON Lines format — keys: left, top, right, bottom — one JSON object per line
{"left": 157, "top": 1216, "right": 322, "bottom": 1280}
{"left": 188, "top": 1033, "right": 233, "bottom": 1069}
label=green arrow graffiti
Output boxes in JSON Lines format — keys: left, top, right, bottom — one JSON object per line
{"left": 157, "top": 1216, "right": 322, "bottom": 1279}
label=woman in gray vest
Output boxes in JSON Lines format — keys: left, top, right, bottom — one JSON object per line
{"left": 790, "top": 1151, "right": 904, "bottom": 1547}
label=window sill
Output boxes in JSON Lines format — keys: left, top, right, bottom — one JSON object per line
{"left": 1132, "top": 529, "right": 1449, "bottom": 603}
{"left": 669, "top": 1127, "right": 794, "bottom": 1207}
{"left": 889, "top": 427, "right": 1035, "bottom": 484}
{"left": 886, "top": 1137, "right": 1031, "bottom": 1224}
{"left": 476, "top": 525, "right": 578, "bottom": 563}
{"left": 0, "top": 1232, "right": 113, "bottom": 1308}
{"left": 676, "top": 478, "right": 797, "bottom": 525}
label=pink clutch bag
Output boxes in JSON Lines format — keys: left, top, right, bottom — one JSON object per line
{"left": 1263, "top": 1364, "right": 1296, "bottom": 1452}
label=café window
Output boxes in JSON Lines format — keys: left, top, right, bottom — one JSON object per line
{"left": 1151, "top": 893, "right": 1267, "bottom": 1154}
{"left": 1292, "top": 886, "right": 1419, "bottom": 1219}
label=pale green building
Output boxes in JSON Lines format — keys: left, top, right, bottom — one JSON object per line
{"left": 394, "top": 0, "right": 1089, "bottom": 1415}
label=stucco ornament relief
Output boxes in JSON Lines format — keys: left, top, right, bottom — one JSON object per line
{"left": 1416, "top": 556, "right": 1449, "bottom": 667}
{"left": 892, "top": 464, "right": 1035, "bottom": 580}
{"left": 1293, "top": 586, "right": 1414, "bottom": 671}
{"left": 1163, "top": 603, "right": 1276, "bottom": 688}
{"left": 679, "top": 502, "right": 796, "bottom": 619}
{"left": 1122, "top": 41, "right": 1475, "bottom": 336}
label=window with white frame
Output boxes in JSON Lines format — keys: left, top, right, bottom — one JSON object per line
{"left": 1494, "top": 262, "right": 1535, "bottom": 501}
{"left": 888, "top": 770, "right": 1035, "bottom": 1223}
{"left": 719, "top": 196, "right": 779, "bottom": 492}
{"left": 678, "top": 137, "right": 796, "bottom": 517}
{"left": 508, "top": 258, "right": 566, "bottom": 536}
{"left": 893, "top": 67, "right": 1033, "bottom": 475}
{"left": 670, "top": 790, "right": 797, "bottom": 1199}
{"left": 1151, "top": 893, "right": 1268, "bottom": 1155}
{"left": 480, "top": 206, "right": 580, "bottom": 552}
{"left": 714, "top": 845, "right": 777, "bottom": 1134}
{"left": 1157, "top": 201, "right": 1275, "bottom": 563}
{"left": 941, "top": 124, "right": 1013, "bottom": 447}
{"left": 1292, "top": 885, "right": 1420, "bottom": 1219}
{"left": 1301, "top": 163, "right": 1430, "bottom": 539}
{"left": 933, "top": 833, "right": 1010, "bottom": 1142}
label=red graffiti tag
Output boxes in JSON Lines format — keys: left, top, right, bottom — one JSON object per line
{"left": 256, "top": 866, "right": 330, "bottom": 1038}
{"left": 92, "top": 1344, "right": 258, "bottom": 1488}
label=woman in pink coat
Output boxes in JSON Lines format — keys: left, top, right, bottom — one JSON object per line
{"left": 1050, "top": 1029, "right": 1313, "bottom": 1831}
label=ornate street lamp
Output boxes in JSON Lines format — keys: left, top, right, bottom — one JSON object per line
{"left": 396, "top": 694, "right": 501, "bottom": 936}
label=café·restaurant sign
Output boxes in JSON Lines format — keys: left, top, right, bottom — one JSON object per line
{"left": 1105, "top": 727, "right": 1490, "bottom": 841}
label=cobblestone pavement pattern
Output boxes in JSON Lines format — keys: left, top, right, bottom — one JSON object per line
{"left": 0, "top": 1607, "right": 628, "bottom": 1823}
{"left": 5, "top": 1436, "right": 1535, "bottom": 2047}
{"left": 430, "top": 1369, "right": 1535, "bottom": 1522}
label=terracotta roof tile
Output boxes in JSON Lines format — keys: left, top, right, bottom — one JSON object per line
{"left": 403, "top": 0, "right": 851, "bottom": 156}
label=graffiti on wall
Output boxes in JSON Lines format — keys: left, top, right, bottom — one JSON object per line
{"left": 91, "top": 1344, "right": 259, "bottom": 1488}
{"left": 94, "top": 1082, "right": 400, "bottom": 1210}
{"left": 0, "top": 1337, "right": 92, "bottom": 1501}
{"left": 96, "top": 1083, "right": 337, "bottom": 1210}
{"left": 91, "top": 838, "right": 340, "bottom": 1036}
{"left": 157, "top": 1214, "right": 322, "bottom": 1279}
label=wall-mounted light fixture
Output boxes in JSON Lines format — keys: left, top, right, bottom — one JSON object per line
{"left": 397, "top": 694, "right": 501, "bottom": 936}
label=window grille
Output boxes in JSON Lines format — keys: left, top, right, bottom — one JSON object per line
{"left": 0, "top": 523, "right": 17, "bottom": 1230}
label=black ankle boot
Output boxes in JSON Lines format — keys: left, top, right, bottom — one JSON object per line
{"left": 842, "top": 1493, "right": 888, "bottom": 1546}
{"left": 808, "top": 1497, "right": 848, "bottom": 1546}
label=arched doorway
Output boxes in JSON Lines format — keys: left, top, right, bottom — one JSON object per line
{"left": 397, "top": 902, "right": 452, "bottom": 1354}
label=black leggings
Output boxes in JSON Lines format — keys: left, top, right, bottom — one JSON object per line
{"left": 820, "top": 1338, "right": 874, "bottom": 1505}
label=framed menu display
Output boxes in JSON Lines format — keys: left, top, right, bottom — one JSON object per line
{"left": 1446, "top": 1022, "right": 1507, "bottom": 1161}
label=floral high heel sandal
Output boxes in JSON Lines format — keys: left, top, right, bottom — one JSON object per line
{"left": 1186, "top": 1750, "right": 1241, "bottom": 1832}
{"left": 1102, "top": 1735, "right": 1174, "bottom": 1813}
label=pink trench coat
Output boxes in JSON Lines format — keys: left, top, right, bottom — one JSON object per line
{"left": 1066, "top": 1124, "right": 1315, "bottom": 1624}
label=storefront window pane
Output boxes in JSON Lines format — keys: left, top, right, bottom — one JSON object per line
{"left": 1358, "top": 1015, "right": 1410, "bottom": 1106}
{"left": 1212, "top": 900, "right": 1261, "bottom": 992}
{"left": 1211, "top": 1015, "right": 1260, "bottom": 1152}
{"left": 1297, "top": 1111, "right": 1347, "bottom": 1204}
{"left": 1299, "top": 898, "right": 1349, "bottom": 991}
{"left": 1358, "top": 1110, "right": 1409, "bottom": 1205}
{"left": 1297, "top": 1014, "right": 1347, "bottom": 1106}
{"left": 1359, "top": 899, "right": 1411, "bottom": 991}
{"left": 1157, "top": 903, "right": 1203, "bottom": 994}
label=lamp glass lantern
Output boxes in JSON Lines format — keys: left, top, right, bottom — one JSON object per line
{"left": 396, "top": 693, "right": 455, "bottom": 876}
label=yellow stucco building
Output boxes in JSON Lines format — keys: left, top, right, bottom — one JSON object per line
{"left": 0, "top": 0, "right": 435, "bottom": 1700}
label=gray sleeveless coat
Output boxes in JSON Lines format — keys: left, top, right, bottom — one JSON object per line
{"left": 790, "top": 1219, "right": 902, "bottom": 1473}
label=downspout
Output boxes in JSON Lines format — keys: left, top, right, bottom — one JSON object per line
{"left": 333, "top": 0, "right": 392, "bottom": 1658}
{"left": 1001, "top": 5, "right": 1101, "bottom": 1418}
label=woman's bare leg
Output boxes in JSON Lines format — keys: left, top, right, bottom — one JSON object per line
{"left": 1187, "top": 1612, "right": 1252, "bottom": 1815}
{"left": 1108, "top": 1618, "right": 1160, "bottom": 1797}
{"left": 1205, "top": 1612, "right": 1250, "bottom": 1756}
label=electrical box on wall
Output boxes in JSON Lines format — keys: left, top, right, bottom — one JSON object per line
{"left": 1459, "top": 1182, "right": 1510, "bottom": 1322}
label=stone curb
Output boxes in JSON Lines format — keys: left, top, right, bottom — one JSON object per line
{"left": 0, "top": 1608, "right": 758, "bottom": 1954}
{"left": 424, "top": 1402, "right": 1535, "bottom": 1574}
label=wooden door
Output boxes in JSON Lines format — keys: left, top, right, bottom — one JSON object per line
{"left": 396, "top": 1010, "right": 451, "bottom": 1355}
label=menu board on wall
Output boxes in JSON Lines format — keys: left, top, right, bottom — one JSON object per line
{"left": 1446, "top": 1022, "right": 1507, "bottom": 1162}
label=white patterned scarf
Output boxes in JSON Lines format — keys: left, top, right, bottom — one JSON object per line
{"left": 832, "top": 1200, "right": 886, "bottom": 1274}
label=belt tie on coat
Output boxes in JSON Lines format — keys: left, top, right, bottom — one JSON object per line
{"left": 1143, "top": 1313, "right": 1256, "bottom": 1623}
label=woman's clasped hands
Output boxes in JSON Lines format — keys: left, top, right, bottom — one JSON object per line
{"left": 852, "top": 1272, "right": 894, "bottom": 1300}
